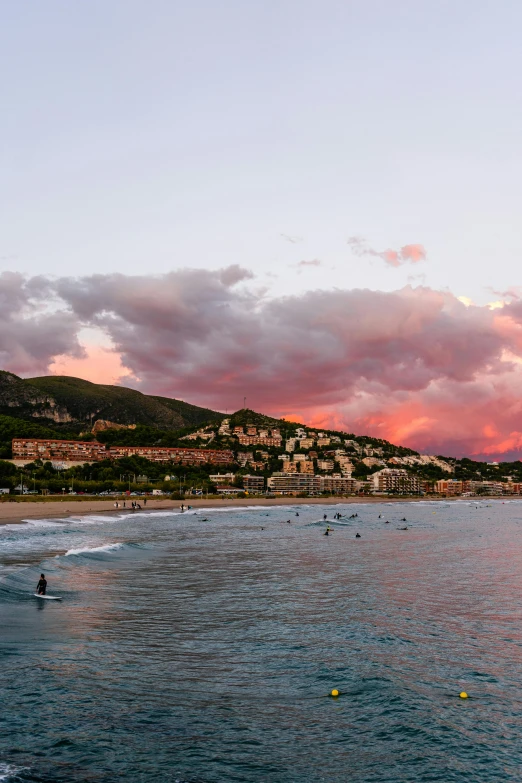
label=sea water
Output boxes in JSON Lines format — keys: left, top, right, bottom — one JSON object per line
{"left": 1, "top": 501, "right": 522, "bottom": 782}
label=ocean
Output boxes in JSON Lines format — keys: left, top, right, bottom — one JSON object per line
{"left": 1, "top": 500, "right": 522, "bottom": 782}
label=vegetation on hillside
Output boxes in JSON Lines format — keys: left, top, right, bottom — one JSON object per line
{"left": 0, "top": 455, "right": 232, "bottom": 496}
{"left": 0, "top": 372, "right": 226, "bottom": 455}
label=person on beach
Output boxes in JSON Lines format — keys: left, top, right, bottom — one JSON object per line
{"left": 36, "top": 574, "right": 47, "bottom": 595}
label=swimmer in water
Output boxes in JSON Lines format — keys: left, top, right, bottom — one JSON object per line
{"left": 355, "top": 533, "right": 361, "bottom": 538}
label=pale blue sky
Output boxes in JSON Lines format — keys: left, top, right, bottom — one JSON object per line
{"left": 1, "top": 0, "right": 522, "bottom": 303}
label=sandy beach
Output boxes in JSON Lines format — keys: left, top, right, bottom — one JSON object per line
{"left": 0, "top": 494, "right": 439, "bottom": 526}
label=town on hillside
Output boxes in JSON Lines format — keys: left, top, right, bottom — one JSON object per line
{"left": 2, "top": 411, "right": 520, "bottom": 497}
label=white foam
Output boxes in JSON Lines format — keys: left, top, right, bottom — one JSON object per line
{"left": 63, "top": 542, "right": 124, "bottom": 556}
{"left": 0, "top": 764, "right": 28, "bottom": 782}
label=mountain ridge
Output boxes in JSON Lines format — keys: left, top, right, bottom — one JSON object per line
{"left": 0, "top": 371, "right": 226, "bottom": 433}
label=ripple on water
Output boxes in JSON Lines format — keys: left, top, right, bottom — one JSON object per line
{"left": 2, "top": 501, "right": 522, "bottom": 782}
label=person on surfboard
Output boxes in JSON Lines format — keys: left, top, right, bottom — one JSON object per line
{"left": 36, "top": 574, "right": 47, "bottom": 595}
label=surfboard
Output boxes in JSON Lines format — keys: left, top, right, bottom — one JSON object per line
{"left": 33, "top": 594, "right": 62, "bottom": 601}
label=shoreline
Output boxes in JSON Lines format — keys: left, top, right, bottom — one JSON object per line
{"left": 0, "top": 494, "right": 467, "bottom": 527}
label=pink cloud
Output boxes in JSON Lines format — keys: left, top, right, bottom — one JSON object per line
{"left": 348, "top": 237, "right": 427, "bottom": 268}
{"left": 5, "top": 266, "right": 522, "bottom": 458}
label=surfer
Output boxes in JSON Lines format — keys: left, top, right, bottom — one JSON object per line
{"left": 36, "top": 573, "right": 47, "bottom": 595}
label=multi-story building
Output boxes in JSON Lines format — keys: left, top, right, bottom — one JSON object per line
{"left": 320, "top": 475, "right": 357, "bottom": 494}
{"left": 503, "top": 482, "right": 522, "bottom": 494}
{"left": 237, "top": 431, "right": 283, "bottom": 447}
{"left": 12, "top": 439, "right": 234, "bottom": 466}
{"left": 362, "top": 457, "right": 386, "bottom": 468}
{"left": 368, "top": 468, "right": 421, "bottom": 495}
{"left": 299, "top": 461, "right": 314, "bottom": 474}
{"left": 107, "top": 446, "right": 235, "bottom": 465}
{"left": 298, "top": 438, "right": 315, "bottom": 449}
{"left": 317, "top": 437, "right": 331, "bottom": 447}
{"left": 267, "top": 473, "right": 322, "bottom": 495}
{"left": 467, "top": 480, "right": 504, "bottom": 495}
{"left": 243, "top": 475, "right": 265, "bottom": 493}
{"left": 317, "top": 460, "right": 334, "bottom": 471}
{"left": 210, "top": 473, "right": 236, "bottom": 484}
{"left": 218, "top": 419, "right": 231, "bottom": 435}
{"left": 237, "top": 452, "right": 254, "bottom": 467}
{"left": 249, "top": 461, "right": 267, "bottom": 471}
{"left": 435, "top": 479, "right": 463, "bottom": 495}
{"left": 336, "top": 456, "right": 354, "bottom": 475}
{"left": 282, "top": 461, "right": 298, "bottom": 473}
{"left": 293, "top": 453, "right": 307, "bottom": 462}
{"left": 12, "top": 438, "right": 107, "bottom": 463}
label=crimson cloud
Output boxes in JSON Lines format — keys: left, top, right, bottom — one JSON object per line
{"left": 2, "top": 266, "right": 522, "bottom": 459}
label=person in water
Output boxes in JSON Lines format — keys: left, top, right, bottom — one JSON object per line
{"left": 36, "top": 574, "right": 47, "bottom": 595}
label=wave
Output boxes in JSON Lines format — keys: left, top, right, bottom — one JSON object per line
{"left": 0, "top": 765, "right": 29, "bottom": 782}
{"left": 63, "top": 542, "right": 124, "bottom": 557}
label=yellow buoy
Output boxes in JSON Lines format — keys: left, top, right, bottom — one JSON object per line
{"left": 459, "top": 691, "right": 468, "bottom": 699}
{"left": 330, "top": 689, "right": 339, "bottom": 697}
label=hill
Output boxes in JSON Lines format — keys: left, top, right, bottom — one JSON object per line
{"left": 0, "top": 372, "right": 225, "bottom": 436}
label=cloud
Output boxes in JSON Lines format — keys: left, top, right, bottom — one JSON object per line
{"left": 280, "top": 233, "right": 303, "bottom": 244}
{"left": 348, "top": 236, "right": 427, "bottom": 268}
{"left": 0, "top": 271, "right": 84, "bottom": 376}
{"left": 297, "top": 259, "right": 322, "bottom": 268}
{"left": 4, "top": 266, "right": 522, "bottom": 458}
{"left": 218, "top": 264, "right": 254, "bottom": 286}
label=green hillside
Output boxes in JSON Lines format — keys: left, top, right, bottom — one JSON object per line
{"left": 0, "top": 372, "right": 226, "bottom": 455}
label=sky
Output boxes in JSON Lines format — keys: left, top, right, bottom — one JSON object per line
{"left": 2, "top": 0, "right": 522, "bottom": 459}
